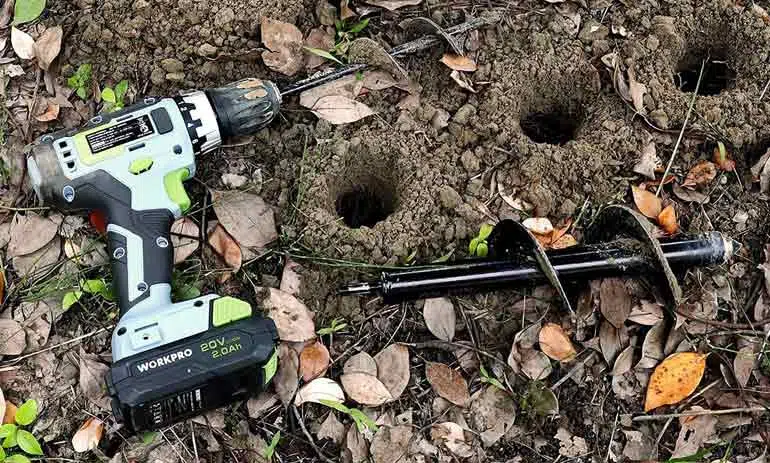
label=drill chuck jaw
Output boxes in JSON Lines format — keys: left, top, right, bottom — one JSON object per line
{"left": 206, "top": 78, "right": 281, "bottom": 138}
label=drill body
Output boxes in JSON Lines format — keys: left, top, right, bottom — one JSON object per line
{"left": 27, "top": 80, "right": 282, "bottom": 432}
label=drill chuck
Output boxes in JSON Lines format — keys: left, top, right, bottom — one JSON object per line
{"left": 206, "top": 79, "right": 281, "bottom": 138}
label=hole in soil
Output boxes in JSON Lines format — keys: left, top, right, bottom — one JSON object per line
{"left": 335, "top": 183, "right": 396, "bottom": 228}
{"left": 329, "top": 149, "right": 400, "bottom": 229}
{"left": 674, "top": 49, "right": 736, "bottom": 95}
{"left": 520, "top": 104, "right": 585, "bottom": 145}
{"left": 745, "top": 137, "right": 770, "bottom": 166}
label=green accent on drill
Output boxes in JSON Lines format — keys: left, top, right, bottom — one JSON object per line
{"left": 163, "top": 168, "right": 191, "bottom": 212}
{"left": 263, "top": 348, "right": 278, "bottom": 385}
{"left": 212, "top": 296, "right": 252, "bottom": 327}
{"left": 73, "top": 121, "right": 124, "bottom": 166}
{"left": 129, "top": 157, "right": 154, "bottom": 174}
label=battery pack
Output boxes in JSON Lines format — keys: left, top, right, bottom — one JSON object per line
{"left": 108, "top": 313, "right": 277, "bottom": 432}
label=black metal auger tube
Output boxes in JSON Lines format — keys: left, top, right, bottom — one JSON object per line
{"left": 338, "top": 232, "right": 735, "bottom": 304}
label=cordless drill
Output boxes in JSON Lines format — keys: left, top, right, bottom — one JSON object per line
{"left": 26, "top": 79, "right": 282, "bottom": 432}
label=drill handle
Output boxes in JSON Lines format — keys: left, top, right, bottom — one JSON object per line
{"left": 105, "top": 208, "right": 175, "bottom": 317}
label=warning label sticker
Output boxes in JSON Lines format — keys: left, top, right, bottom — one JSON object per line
{"left": 86, "top": 115, "right": 155, "bottom": 153}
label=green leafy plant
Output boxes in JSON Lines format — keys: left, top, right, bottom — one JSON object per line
{"left": 13, "top": 0, "right": 45, "bottom": 25}
{"left": 332, "top": 18, "right": 369, "bottom": 58}
{"left": 469, "top": 224, "right": 494, "bottom": 257}
{"left": 101, "top": 80, "right": 129, "bottom": 112}
{"left": 262, "top": 431, "right": 280, "bottom": 461}
{"left": 62, "top": 278, "right": 114, "bottom": 310}
{"left": 479, "top": 365, "right": 505, "bottom": 391}
{"left": 0, "top": 399, "right": 44, "bottom": 463}
{"left": 67, "top": 64, "right": 93, "bottom": 100}
{"left": 319, "top": 400, "right": 378, "bottom": 433}
{"left": 317, "top": 318, "right": 347, "bottom": 336}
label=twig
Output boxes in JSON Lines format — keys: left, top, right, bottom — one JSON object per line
{"left": 604, "top": 412, "right": 620, "bottom": 463}
{"left": 291, "top": 406, "right": 335, "bottom": 463}
{"left": 190, "top": 421, "right": 200, "bottom": 463}
{"left": 760, "top": 78, "right": 770, "bottom": 101}
{"left": 0, "top": 326, "right": 112, "bottom": 367}
{"left": 656, "top": 59, "right": 707, "bottom": 197}
{"left": 633, "top": 406, "right": 768, "bottom": 422}
{"left": 551, "top": 351, "right": 597, "bottom": 391}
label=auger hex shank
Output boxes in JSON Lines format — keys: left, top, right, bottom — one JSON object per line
{"left": 24, "top": 16, "right": 496, "bottom": 432}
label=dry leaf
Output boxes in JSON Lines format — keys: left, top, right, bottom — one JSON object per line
{"left": 211, "top": 190, "right": 277, "bottom": 258}
{"left": 299, "top": 340, "right": 330, "bottom": 382}
{"left": 275, "top": 343, "right": 300, "bottom": 405}
{"left": 627, "top": 68, "right": 647, "bottom": 113}
{"left": 636, "top": 320, "right": 666, "bottom": 369}
{"left": 551, "top": 234, "right": 578, "bottom": 249}
{"left": 634, "top": 142, "right": 659, "bottom": 179}
{"left": 340, "top": 372, "right": 393, "bottom": 406}
{"left": 11, "top": 27, "right": 35, "bottom": 60}
{"left": 3, "top": 403, "right": 16, "bottom": 424}
{"left": 8, "top": 214, "right": 60, "bottom": 257}
{"left": 304, "top": 27, "right": 335, "bottom": 70}
{"left": 628, "top": 300, "right": 664, "bottom": 326}
{"left": 539, "top": 323, "right": 577, "bottom": 362}
{"left": 247, "top": 392, "right": 278, "bottom": 419}
{"left": 72, "top": 417, "right": 104, "bottom": 453}
{"left": 35, "top": 102, "right": 59, "bottom": 122}
{"left": 364, "top": 0, "right": 421, "bottom": 10}
{"left": 657, "top": 205, "right": 678, "bottom": 234}
{"left": 344, "top": 351, "right": 377, "bottom": 376}
{"left": 468, "top": 386, "right": 517, "bottom": 447}
{"left": 0, "top": 319, "right": 26, "bottom": 355}
{"left": 261, "top": 17, "right": 304, "bottom": 76}
{"left": 426, "top": 362, "right": 470, "bottom": 407}
{"left": 317, "top": 412, "right": 346, "bottom": 444}
{"left": 279, "top": 259, "right": 302, "bottom": 296}
{"left": 449, "top": 70, "right": 476, "bottom": 93}
{"left": 34, "top": 26, "right": 63, "bottom": 70}
{"left": 295, "top": 378, "right": 345, "bottom": 406}
{"left": 522, "top": 217, "right": 554, "bottom": 235}
{"left": 734, "top": 346, "right": 756, "bottom": 388}
{"left": 171, "top": 217, "right": 199, "bottom": 264}
{"left": 672, "top": 183, "right": 709, "bottom": 204}
{"left": 311, "top": 95, "right": 376, "bottom": 125}
{"left": 207, "top": 223, "right": 242, "bottom": 273}
{"left": 79, "top": 351, "right": 110, "bottom": 408}
{"left": 600, "top": 278, "right": 633, "bottom": 328}
{"left": 260, "top": 288, "right": 316, "bottom": 342}
{"left": 672, "top": 407, "right": 717, "bottom": 458}
{"left": 644, "top": 352, "right": 707, "bottom": 411}
{"left": 440, "top": 54, "right": 477, "bottom": 72}
{"left": 521, "top": 349, "right": 553, "bottom": 380}
{"left": 683, "top": 161, "right": 718, "bottom": 188}
{"left": 373, "top": 344, "right": 410, "bottom": 400}
{"left": 370, "top": 425, "right": 413, "bottom": 463}
{"left": 600, "top": 320, "right": 629, "bottom": 365}
{"left": 631, "top": 185, "right": 662, "bottom": 219}
{"left": 345, "top": 423, "right": 369, "bottom": 463}
{"left": 431, "top": 422, "right": 473, "bottom": 458}
{"left": 423, "top": 297, "right": 455, "bottom": 341}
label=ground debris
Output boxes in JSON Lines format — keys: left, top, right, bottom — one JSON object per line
{"left": 554, "top": 427, "right": 589, "bottom": 458}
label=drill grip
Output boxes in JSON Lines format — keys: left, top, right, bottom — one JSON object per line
{"left": 106, "top": 208, "right": 175, "bottom": 317}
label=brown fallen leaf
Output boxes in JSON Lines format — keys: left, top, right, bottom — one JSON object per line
{"left": 279, "top": 259, "right": 303, "bottom": 296}
{"left": 294, "top": 378, "right": 345, "bottom": 406}
{"left": 440, "top": 54, "right": 477, "bottom": 72}
{"left": 370, "top": 425, "right": 413, "bottom": 463}
{"left": 636, "top": 320, "right": 666, "bottom": 369}
{"left": 449, "top": 70, "right": 476, "bottom": 93}
{"left": 311, "top": 95, "right": 376, "bottom": 125}
{"left": 672, "top": 183, "right": 709, "bottom": 204}
{"left": 522, "top": 217, "right": 554, "bottom": 235}
{"left": 551, "top": 233, "right": 578, "bottom": 249}
{"left": 600, "top": 278, "right": 633, "bottom": 329}
{"left": 304, "top": 27, "right": 335, "bottom": 70}
{"left": 521, "top": 349, "right": 553, "bottom": 380}
{"left": 211, "top": 189, "right": 277, "bottom": 259}
{"left": 671, "top": 407, "right": 717, "bottom": 458}
{"left": 261, "top": 17, "right": 304, "bottom": 76}
{"left": 171, "top": 217, "right": 199, "bottom": 264}
{"left": 364, "top": 0, "right": 421, "bottom": 10}
{"left": 35, "top": 102, "right": 59, "bottom": 122}
{"left": 11, "top": 27, "right": 35, "bottom": 60}
{"left": 431, "top": 422, "right": 474, "bottom": 458}
{"left": 423, "top": 297, "right": 455, "bottom": 341}
{"left": 344, "top": 351, "right": 378, "bottom": 376}
{"left": 657, "top": 205, "right": 678, "bottom": 234}
{"left": 72, "top": 417, "right": 104, "bottom": 453}
{"left": 3, "top": 402, "right": 16, "bottom": 424}
{"left": 317, "top": 412, "right": 346, "bottom": 444}
{"left": 600, "top": 319, "right": 629, "bottom": 365}
{"left": 0, "top": 319, "right": 26, "bottom": 355}
{"left": 34, "top": 26, "right": 63, "bottom": 70}
{"left": 468, "top": 386, "right": 517, "bottom": 447}
{"left": 299, "top": 340, "right": 330, "bottom": 382}
{"left": 344, "top": 422, "right": 369, "bottom": 463}
{"left": 631, "top": 185, "right": 662, "bottom": 219}
{"left": 373, "top": 344, "right": 410, "bottom": 400}
{"left": 628, "top": 300, "right": 664, "bottom": 326}
{"left": 734, "top": 346, "right": 756, "bottom": 388}
{"left": 426, "top": 362, "right": 470, "bottom": 407}
{"left": 208, "top": 223, "right": 242, "bottom": 275}
{"left": 340, "top": 372, "right": 393, "bottom": 406}
{"left": 539, "top": 323, "right": 577, "bottom": 362}
{"left": 683, "top": 161, "right": 718, "bottom": 188}
{"left": 8, "top": 214, "right": 60, "bottom": 258}
{"left": 259, "top": 287, "right": 316, "bottom": 342}
{"left": 633, "top": 142, "right": 659, "bottom": 179}
{"left": 79, "top": 351, "right": 110, "bottom": 408}
{"left": 645, "top": 352, "right": 707, "bottom": 412}
{"left": 275, "top": 343, "right": 300, "bottom": 405}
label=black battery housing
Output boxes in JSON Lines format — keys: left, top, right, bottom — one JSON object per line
{"left": 107, "top": 314, "right": 277, "bottom": 433}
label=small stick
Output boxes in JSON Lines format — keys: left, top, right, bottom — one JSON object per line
{"left": 760, "top": 78, "right": 770, "bottom": 101}
{"left": 632, "top": 406, "right": 768, "bottom": 422}
{"left": 291, "top": 406, "right": 335, "bottom": 463}
{"left": 656, "top": 59, "right": 707, "bottom": 197}
{"left": 551, "top": 351, "right": 597, "bottom": 391}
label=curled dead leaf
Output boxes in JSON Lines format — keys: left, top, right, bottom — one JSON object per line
{"left": 631, "top": 185, "right": 662, "bottom": 219}
{"left": 522, "top": 217, "right": 554, "bottom": 235}
{"left": 683, "top": 161, "right": 718, "bottom": 188}
{"left": 35, "top": 102, "right": 59, "bottom": 122}
{"left": 449, "top": 70, "right": 476, "bottom": 93}
{"left": 644, "top": 352, "right": 707, "bottom": 412}
{"left": 440, "top": 54, "right": 477, "bottom": 72}
{"left": 260, "top": 287, "right": 316, "bottom": 342}
{"left": 657, "top": 205, "right": 678, "bottom": 235}
{"left": 538, "top": 323, "right": 577, "bottom": 362}
{"left": 426, "top": 362, "right": 470, "bottom": 407}
{"left": 260, "top": 17, "right": 304, "bottom": 76}
{"left": 72, "top": 417, "right": 104, "bottom": 453}
{"left": 340, "top": 372, "right": 393, "bottom": 406}
{"left": 207, "top": 223, "right": 242, "bottom": 273}
{"left": 299, "top": 340, "right": 330, "bottom": 382}
{"left": 311, "top": 95, "right": 376, "bottom": 125}
{"left": 171, "top": 217, "right": 199, "bottom": 264}
{"left": 294, "top": 378, "right": 345, "bottom": 406}
{"left": 34, "top": 26, "right": 63, "bottom": 70}
{"left": 11, "top": 27, "right": 35, "bottom": 60}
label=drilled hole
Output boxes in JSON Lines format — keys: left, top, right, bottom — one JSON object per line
{"left": 335, "top": 183, "right": 396, "bottom": 228}
{"left": 674, "top": 49, "right": 736, "bottom": 96}
{"left": 521, "top": 104, "right": 584, "bottom": 145}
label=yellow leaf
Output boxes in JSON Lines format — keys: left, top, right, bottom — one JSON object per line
{"left": 538, "top": 323, "right": 577, "bottom": 362}
{"left": 644, "top": 352, "right": 707, "bottom": 412}
{"left": 631, "top": 185, "right": 662, "bottom": 219}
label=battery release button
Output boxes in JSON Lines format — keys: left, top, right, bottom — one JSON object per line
{"left": 212, "top": 297, "right": 252, "bottom": 327}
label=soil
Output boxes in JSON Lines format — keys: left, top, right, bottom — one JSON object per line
{"left": 4, "top": 0, "right": 770, "bottom": 461}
